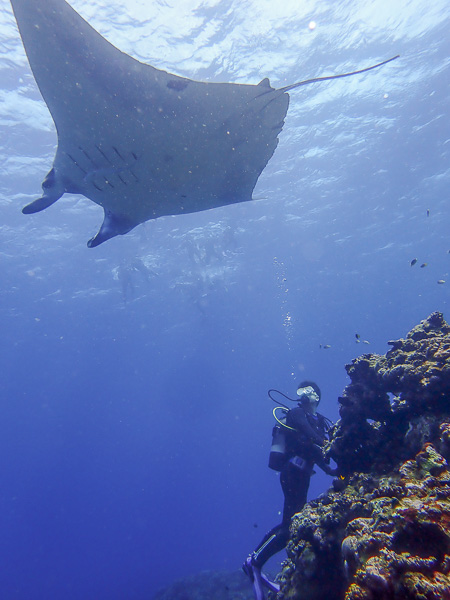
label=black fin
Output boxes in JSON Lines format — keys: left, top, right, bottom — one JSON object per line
{"left": 22, "top": 167, "right": 65, "bottom": 214}
{"left": 258, "top": 77, "right": 272, "bottom": 88}
{"left": 87, "top": 209, "right": 136, "bottom": 248}
{"left": 22, "top": 194, "right": 61, "bottom": 214}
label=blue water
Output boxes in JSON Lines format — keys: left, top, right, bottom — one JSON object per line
{"left": 0, "top": 0, "right": 449, "bottom": 598}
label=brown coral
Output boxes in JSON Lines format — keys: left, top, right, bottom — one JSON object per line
{"left": 327, "top": 312, "right": 450, "bottom": 475}
{"left": 343, "top": 445, "right": 450, "bottom": 600}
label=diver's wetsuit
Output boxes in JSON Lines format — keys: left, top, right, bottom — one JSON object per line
{"left": 251, "top": 406, "right": 331, "bottom": 569}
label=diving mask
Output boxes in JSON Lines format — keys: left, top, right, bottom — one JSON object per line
{"left": 296, "top": 385, "right": 320, "bottom": 405}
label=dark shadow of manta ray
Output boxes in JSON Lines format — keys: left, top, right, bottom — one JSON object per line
{"left": 10, "top": 0, "right": 398, "bottom": 248}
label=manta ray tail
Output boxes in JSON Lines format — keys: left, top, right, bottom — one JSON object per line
{"left": 87, "top": 209, "right": 136, "bottom": 248}
{"left": 279, "top": 55, "right": 400, "bottom": 93}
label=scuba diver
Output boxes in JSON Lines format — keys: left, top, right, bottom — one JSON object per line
{"left": 242, "top": 381, "right": 337, "bottom": 600}
{"left": 117, "top": 258, "right": 157, "bottom": 303}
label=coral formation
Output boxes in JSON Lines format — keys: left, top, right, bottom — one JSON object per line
{"left": 329, "top": 311, "right": 450, "bottom": 476}
{"left": 275, "top": 313, "right": 450, "bottom": 600}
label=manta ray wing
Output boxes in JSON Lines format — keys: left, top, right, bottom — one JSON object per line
{"left": 10, "top": 0, "right": 290, "bottom": 247}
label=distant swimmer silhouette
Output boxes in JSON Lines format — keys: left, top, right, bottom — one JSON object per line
{"left": 117, "top": 258, "right": 156, "bottom": 303}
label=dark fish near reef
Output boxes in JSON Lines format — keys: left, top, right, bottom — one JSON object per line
{"left": 420, "top": 263, "right": 428, "bottom": 268}
{"left": 410, "top": 258, "right": 417, "bottom": 266}
{"left": 10, "top": 0, "right": 399, "bottom": 247}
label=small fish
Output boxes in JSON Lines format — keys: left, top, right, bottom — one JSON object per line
{"left": 426, "top": 209, "right": 430, "bottom": 217}
{"left": 355, "top": 333, "right": 360, "bottom": 339}
{"left": 320, "top": 344, "right": 331, "bottom": 349}
{"left": 420, "top": 263, "right": 427, "bottom": 268}
{"left": 410, "top": 258, "right": 417, "bottom": 266}
{"left": 363, "top": 340, "right": 370, "bottom": 345}
{"left": 437, "top": 280, "right": 446, "bottom": 285}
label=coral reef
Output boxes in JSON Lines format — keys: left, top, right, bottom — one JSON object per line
{"left": 329, "top": 311, "right": 450, "bottom": 476}
{"left": 275, "top": 313, "right": 450, "bottom": 600}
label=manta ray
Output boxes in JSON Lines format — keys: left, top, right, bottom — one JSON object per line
{"left": 10, "top": 0, "right": 398, "bottom": 247}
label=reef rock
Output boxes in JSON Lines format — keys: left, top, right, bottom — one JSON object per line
{"left": 329, "top": 311, "right": 450, "bottom": 476}
{"left": 275, "top": 313, "right": 450, "bottom": 600}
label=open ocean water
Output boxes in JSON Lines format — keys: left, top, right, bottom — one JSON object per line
{"left": 0, "top": 0, "right": 449, "bottom": 598}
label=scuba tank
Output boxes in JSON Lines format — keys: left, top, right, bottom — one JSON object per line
{"left": 269, "top": 422, "right": 286, "bottom": 471}
{"left": 268, "top": 407, "right": 294, "bottom": 471}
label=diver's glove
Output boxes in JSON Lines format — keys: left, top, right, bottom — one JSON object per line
{"left": 311, "top": 445, "right": 338, "bottom": 476}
